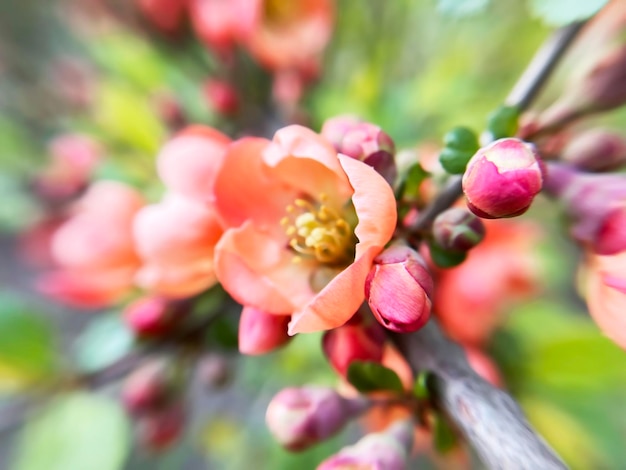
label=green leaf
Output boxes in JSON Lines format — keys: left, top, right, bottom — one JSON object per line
{"left": 400, "top": 162, "right": 430, "bottom": 200}
{"left": 437, "top": 0, "right": 490, "bottom": 17}
{"left": 433, "top": 413, "right": 457, "bottom": 454}
{"left": 486, "top": 105, "right": 519, "bottom": 140}
{"left": 347, "top": 361, "right": 404, "bottom": 394}
{"left": 13, "top": 393, "right": 130, "bottom": 470}
{"left": 439, "top": 147, "right": 473, "bottom": 174}
{"left": 427, "top": 240, "right": 467, "bottom": 268}
{"left": 443, "top": 126, "right": 479, "bottom": 152}
{"left": 528, "top": 0, "right": 608, "bottom": 27}
{"left": 412, "top": 371, "right": 431, "bottom": 400}
{"left": 0, "top": 294, "right": 56, "bottom": 386}
{"left": 73, "top": 314, "right": 134, "bottom": 373}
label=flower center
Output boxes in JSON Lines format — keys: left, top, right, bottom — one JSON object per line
{"left": 281, "top": 194, "right": 357, "bottom": 266}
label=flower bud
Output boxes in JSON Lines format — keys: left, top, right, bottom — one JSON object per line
{"left": 137, "top": 0, "right": 187, "bottom": 34}
{"left": 321, "top": 116, "right": 397, "bottom": 185}
{"left": 123, "top": 297, "right": 182, "bottom": 338}
{"left": 135, "top": 403, "right": 185, "bottom": 452}
{"left": 203, "top": 79, "right": 239, "bottom": 115}
{"left": 432, "top": 208, "right": 486, "bottom": 252}
{"left": 365, "top": 245, "right": 433, "bottom": 333}
{"left": 266, "top": 387, "right": 369, "bottom": 452}
{"left": 121, "top": 360, "right": 174, "bottom": 416}
{"left": 561, "top": 129, "right": 626, "bottom": 172}
{"left": 238, "top": 306, "right": 291, "bottom": 355}
{"left": 317, "top": 418, "right": 414, "bottom": 470}
{"left": 322, "top": 312, "right": 386, "bottom": 376}
{"left": 544, "top": 163, "right": 626, "bottom": 255}
{"left": 462, "top": 138, "right": 544, "bottom": 219}
{"left": 197, "top": 354, "right": 232, "bottom": 389}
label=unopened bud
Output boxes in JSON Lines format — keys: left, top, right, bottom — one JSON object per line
{"left": 432, "top": 208, "right": 485, "bottom": 252}
{"left": 322, "top": 312, "right": 386, "bottom": 376}
{"left": 197, "top": 354, "right": 233, "bottom": 389}
{"left": 121, "top": 360, "right": 174, "bottom": 416}
{"left": 137, "top": 0, "right": 187, "bottom": 34}
{"left": 321, "top": 116, "right": 397, "bottom": 185}
{"left": 238, "top": 306, "right": 291, "bottom": 355}
{"left": 365, "top": 245, "right": 433, "bottom": 333}
{"left": 123, "top": 297, "right": 182, "bottom": 338}
{"left": 266, "top": 387, "right": 369, "bottom": 452}
{"left": 203, "top": 79, "right": 239, "bottom": 115}
{"left": 462, "top": 138, "right": 544, "bottom": 219}
{"left": 544, "top": 162, "right": 626, "bottom": 255}
{"left": 318, "top": 418, "right": 414, "bottom": 470}
{"left": 561, "top": 129, "right": 626, "bottom": 172}
{"left": 135, "top": 403, "right": 185, "bottom": 452}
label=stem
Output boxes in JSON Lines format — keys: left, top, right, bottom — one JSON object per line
{"left": 391, "top": 322, "right": 568, "bottom": 470}
{"left": 410, "top": 21, "right": 587, "bottom": 232}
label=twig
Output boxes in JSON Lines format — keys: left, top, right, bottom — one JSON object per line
{"left": 410, "top": 21, "right": 587, "bottom": 232}
{"left": 391, "top": 322, "right": 568, "bottom": 470}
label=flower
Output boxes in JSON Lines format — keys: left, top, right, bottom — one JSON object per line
{"left": 238, "top": 306, "right": 291, "bottom": 355}
{"left": 583, "top": 251, "right": 626, "bottom": 349}
{"left": 39, "top": 181, "right": 144, "bottom": 308}
{"left": 213, "top": 125, "right": 397, "bottom": 334}
{"left": 462, "top": 138, "right": 544, "bottom": 219}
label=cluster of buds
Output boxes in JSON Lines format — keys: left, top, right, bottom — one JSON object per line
{"left": 543, "top": 162, "right": 626, "bottom": 255}
{"left": 318, "top": 418, "right": 415, "bottom": 469}
{"left": 121, "top": 359, "right": 186, "bottom": 452}
{"left": 462, "top": 138, "right": 544, "bottom": 219}
{"left": 321, "top": 116, "right": 397, "bottom": 185}
{"left": 365, "top": 244, "right": 433, "bottom": 333}
{"left": 265, "top": 386, "right": 370, "bottom": 451}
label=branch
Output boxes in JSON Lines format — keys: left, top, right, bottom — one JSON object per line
{"left": 391, "top": 322, "right": 567, "bottom": 470}
{"left": 410, "top": 21, "right": 587, "bottom": 232}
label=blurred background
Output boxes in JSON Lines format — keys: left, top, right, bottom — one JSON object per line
{"left": 1, "top": 0, "right": 625, "bottom": 469}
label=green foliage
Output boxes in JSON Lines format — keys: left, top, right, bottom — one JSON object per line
{"left": 427, "top": 240, "right": 467, "bottom": 268}
{"left": 486, "top": 105, "right": 520, "bottom": 140}
{"left": 0, "top": 294, "right": 56, "bottom": 388}
{"left": 347, "top": 361, "right": 405, "bottom": 394}
{"left": 73, "top": 314, "right": 134, "bottom": 374}
{"left": 528, "top": 0, "right": 609, "bottom": 26}
{"left": 437, "top": 0, "right": 490, "bottom": 18}
{"left": 13, "top": 393, "right": 130, "bottom": 470}
{"left": 439, "top": 127, "right": 479, "bottom": 174}
{"left": 433, "top": 413, "right": 458, "bottom": 453}
{"left": 412, "top": 371, "right": 431, "bottom": 400}
{"left": 398, "top": 162, "right": 430, "bottom": 201}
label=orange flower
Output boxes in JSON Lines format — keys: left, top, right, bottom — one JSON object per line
{"left": 583, "top": 251, "right": 626, "bottom": 349}
{"left": 213, "top": 125, "right": 397, "bottom": 334}
{"left": 434, "top": 220, "right": 543, "bottom": 346}
{"left": 39, "top": 181, "right": 144, "bottom": 308}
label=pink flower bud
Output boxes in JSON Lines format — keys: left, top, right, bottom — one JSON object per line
{"left": 462, "top": 138, "right": 544, "bottom": 219}
{"left": 365, "top": 245, "right": 433, "bottom": 333}
{"left": 322, "top": 312, "right": 386, "bottom": 376}
{"left": 561, "top": 129, "right": 626, "bottom": 172}
{"left": 321, "top": 116, "right": 397, "bottom": 185}
{"left": 238, "top": 306, "right": 291, "bottom": 355}
{"left": 544, "top": 163, "right": 626, "bottom": 255}
{"left": 266, "top": 387, "right": 369, "bottom": 452}
{"left": 136, "top": 403, "right": 185, "bottom": 452}
{"left": 317, "top": 419, "right": 414, "bottom": 470}
{"left": 197, "top": 354, "right": 232, "bottom": 389}
{"left": 123, "top": 297, "right": 180, "bottom": 338}
{"left": 121, "top": 360, "right": 173, "bottom": 416}
{"left": 432, "top": 208, "right": 486, "bottom": 252}
{"left": 203, "top": 79, "right": 239, "bottom": 115}
{"left": 136, "top": 0, "right": 187, "bottom": 34}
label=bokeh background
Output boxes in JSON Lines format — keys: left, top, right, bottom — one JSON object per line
{"left": 1, "top": 0, "right": 625, "bottom": 469}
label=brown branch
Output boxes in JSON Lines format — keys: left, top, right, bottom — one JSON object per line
{"left": 410, "top": 20, "right": 587, "bottom": 232}
{"left": 391, "top": 321, "right": 567, "bottom": 470}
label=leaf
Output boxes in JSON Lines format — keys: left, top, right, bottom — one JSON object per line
{"left": 13, "top": 393, "right": 130, "bottom": 470}
{"left": 527, "top": 0, "right": 609, "bottom": 27}
{"left": 427, "top": 240, "right": 467, "bottom": 268}
{"left": 437, "top": 0, "right": 490, "bottom": 17}
{"left": 73, "top": 314, "right": 134, "bottom": 373}
{"left": 0, "top": 294, "right": 56, "bottom": 387}
{"left": 400, "top": 162, "right": 430, "bottom": 200}
{"left": 347, "top": 361, "right": 404, "bottom": 394}
{"left": 433, "top": 413, "right": 457, "bottom": 454}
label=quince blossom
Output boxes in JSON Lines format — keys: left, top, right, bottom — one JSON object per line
{"left": 213, "top": 125, "right": 397, "bottom": 334}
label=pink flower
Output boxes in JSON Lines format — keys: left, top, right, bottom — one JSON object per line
{"left": 213, "top": 125, "right": 397, "bottom": 334}
{"left": 40, "top": 181, "right": 144, "bottom": 308}
{"left": 462, "top": 138, "right": 544, "bottom": 219}
{"left": 584, "top": 251, "right": 626, "bottom": 349}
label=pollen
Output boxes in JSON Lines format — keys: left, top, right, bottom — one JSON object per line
{"left": 283, "top": 195, "right": 356, "bottom": 265}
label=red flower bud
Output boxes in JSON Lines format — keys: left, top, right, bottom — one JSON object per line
{"left": 462, "top": 138, "right": 544, "bottom": 219}
{"left": 123, "top": 297, "right": 179, "bottom": 338}
{"left": 322, "top": 312, "right": 386, "bottom": 376}
{"left": 561, "top": 129, "right": 626, "bottom": 172}
{"left": 203, "top": 79, "right": 239, "bottom": 115}
{"left": 136, "top": 0, "right": 187, "bottom": 34}
{"left": 135, "top": 403, "right": 186, "bottom": 452}
{"left": 321, "top": 116, "right": 397, "bottom": 185}
{"left": 238, "top": 306, "right": 291, "bottom": 355}
{"left": 318, "top": 419, "right": 414, "bottom": 470}
{"left": 365, "top": 245, "right": 433, "bottom": 333}
{"left": 544, "top": 163, "right": 626, "bottom": 255}
{"left": 266, "top": 387, "right": 369, "bottom": 452}
{"left": 432, "top": 208, "right": 486, "bottom": 252}
{"left": 121, "top": 360, "right": 173, "bottom": 416}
